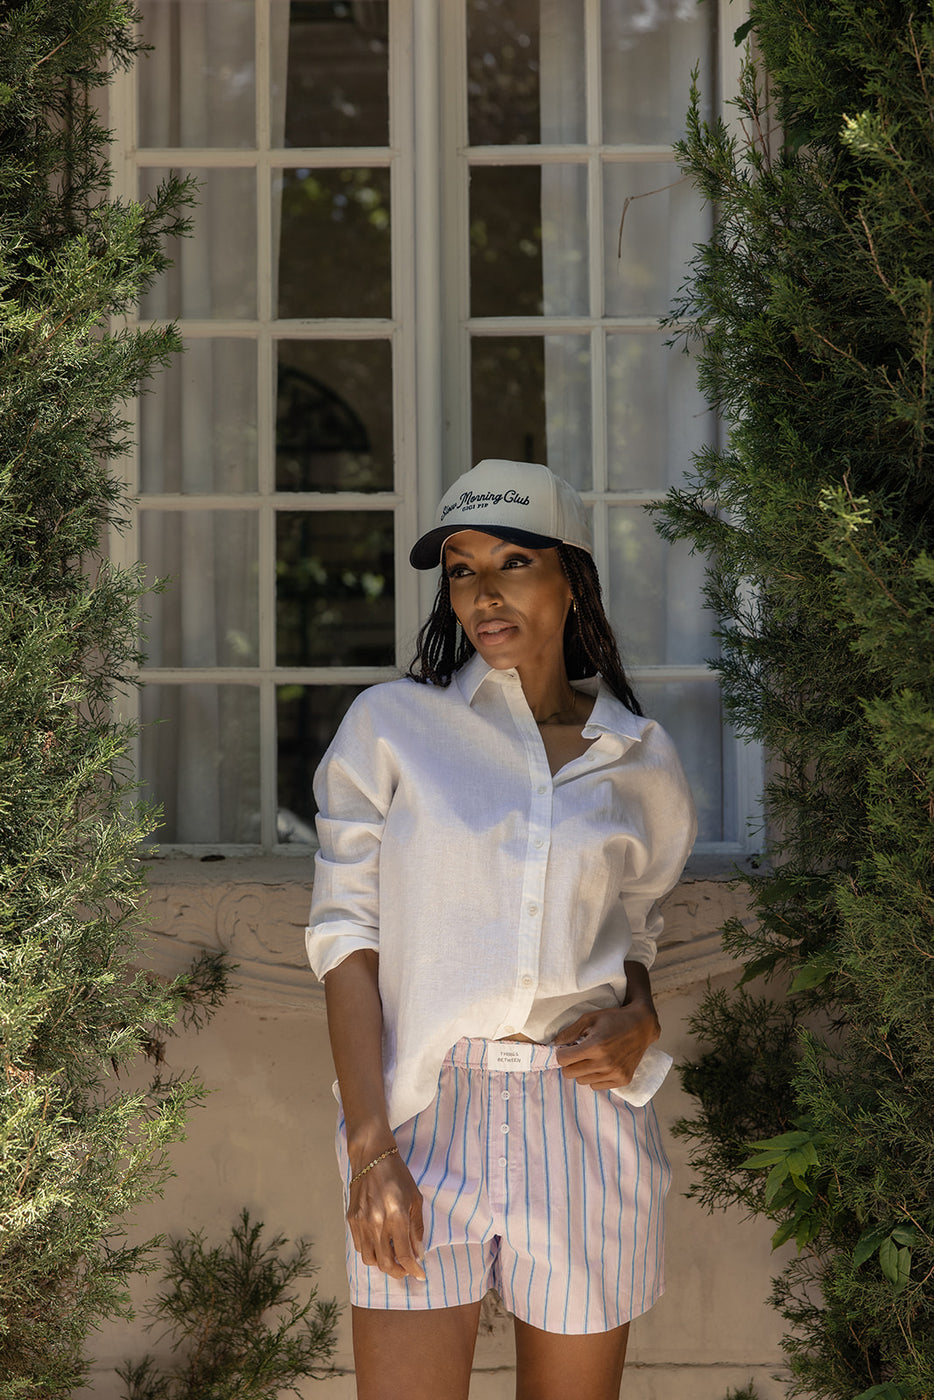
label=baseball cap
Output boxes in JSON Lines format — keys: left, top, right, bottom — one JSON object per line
{"left": 409, "top": 459, "right": 593, "bottom": 569}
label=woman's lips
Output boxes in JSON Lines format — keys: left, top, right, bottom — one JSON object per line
{"left": 475, "top": 621, "right": 518, "bottom": 646}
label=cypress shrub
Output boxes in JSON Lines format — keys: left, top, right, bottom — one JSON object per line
{"left": 0, "top": 4, "right": 226, "bottom": 1394}
{"left": 657, "top": 4, "right": 934, "bottom": 1397}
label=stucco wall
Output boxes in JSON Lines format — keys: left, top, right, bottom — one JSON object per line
{"left": 77, "top": 862, "right": 791, "bottom": 1399}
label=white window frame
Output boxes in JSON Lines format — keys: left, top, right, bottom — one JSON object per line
{"left": 108, "top": 0, "right": 760, "bottom": 859}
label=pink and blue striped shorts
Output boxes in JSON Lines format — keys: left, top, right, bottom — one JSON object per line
{"left": 337, "top": 1037, "right": 671, "bottom": 1334}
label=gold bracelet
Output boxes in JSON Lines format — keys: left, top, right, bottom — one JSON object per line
{"left": 350, "top": 1146, "right": 399, "bottom": 1186}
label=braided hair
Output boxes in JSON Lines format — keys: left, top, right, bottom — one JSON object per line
{"left": 406, "top": 542, "right": 642, "bottom": 716}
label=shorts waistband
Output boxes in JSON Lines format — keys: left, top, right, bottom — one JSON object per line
{"left": 447, "top": 1036, "right": 559, "bottom": 1073}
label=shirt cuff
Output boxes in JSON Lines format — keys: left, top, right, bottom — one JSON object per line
{"left": 609, "top": 1043, "right": 672, "bottom": 1106}
{"left": 305, "top": 925, "right": 379, "bottom": 981}
{"left": 624, "top": 934, "right": 657, "bottom": 970}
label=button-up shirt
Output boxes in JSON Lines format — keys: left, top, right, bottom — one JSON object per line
{"left": 306, "top": 652, "right": 697, "bottom": 1130}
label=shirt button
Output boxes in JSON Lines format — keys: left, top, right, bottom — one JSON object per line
{"left": 501, "top": 1123, "right": 510, "bottom": 1134}
{"left": 501, "top": 1090, "right": 509, "bottom": 1100}
{"left": 521, "top": 975, "right": 533, "bottom": 988}
{"left": 527, "top": 903, "right": 538, "bottom": 915}
{"left": 533, "top": 838, "right": 544, "bottom": 849}
{"left": 499, "top": 1156, "right": 507, "bottom": 1166}
{"left": 537, "top": 784, "right": 547, "bottom": 795}
{"left": 502, "top": 1027, "right": 516, "bottom": 1036}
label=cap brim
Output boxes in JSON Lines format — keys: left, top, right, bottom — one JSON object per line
{"left": 409, "top": 524, "right": 562, "bottom": 570}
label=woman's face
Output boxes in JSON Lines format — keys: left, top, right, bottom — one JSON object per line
{"left": 444, "top": 529, "right": 573, "bottom": 676}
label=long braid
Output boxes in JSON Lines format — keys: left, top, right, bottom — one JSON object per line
{"left": 407, "top": 572, "right": 474, "bottom": 685}
{"left": 557, "top": 545, "right": 643, "bottom": 716}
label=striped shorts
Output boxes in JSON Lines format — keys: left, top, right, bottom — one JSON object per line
{"left": 337, "top": 1037, "right": 671, "bottom": 1334}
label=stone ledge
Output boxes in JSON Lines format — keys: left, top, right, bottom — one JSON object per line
{"left": 136, "top": 871, "right": 752, "bottom": 1011}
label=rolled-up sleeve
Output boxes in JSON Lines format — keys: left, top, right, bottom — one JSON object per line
{"left": 619, "top": 723, "right": 698, "bottom": 970}
{"left": 305, "top": 706, "right": 393, "bottom": 981}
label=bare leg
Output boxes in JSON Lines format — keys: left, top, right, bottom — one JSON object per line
{"left": 351, "top": 1301, "right": 483, "bottom": 1400}
{"left": 513, "top": 1317, "right": 630, "bottom": 1400}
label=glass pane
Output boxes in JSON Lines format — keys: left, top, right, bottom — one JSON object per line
{"left": 280, "top": 1, "right": 389, "bottom": 147}
{"left": 277, "top": 168, "right": 391, "bottom": 317}
{"left": 277, "top": 682, "right": 370, "bottom": 840}
{"left": 466, "top": 0, "right": 585, "bottom": 145}
{"left": 607, "top": 507, "right": 716, "bottom": 667}
{"left": 276, "top": 511, "right": 395, "bottom": 665}
{"left": 276, "top": 340, "right": 392, "bottom": 491}
{"left": 606, "top": 333, "right": 712, "bottom": 491}
{"left": 141, "top": 339, "right": 257, "bottom": 493}
{"left": 602, "top": 0, "right": 713, "bottom": 147}
{"left": 141, "top": 685, "right": 261, "bottom": 844}
{"left": 635, "top": 679, "right": 727, "bottom": 845}
{"left": 604, "top": 161, "right": 708, "bottom": 318}
{"left": 138, "top": 1, "right": 255, "bottom": 149}
{"left": 140, "top": 169, "right": 257, "bottom": 320}
{"left": 140, "top": 511, "right": 259, "bottom": 668}
{"left": 471, "top": 336, "right": 591, "bottom": 489}
{"left": 470, "top": 165, "right": 587, "bottom": 317}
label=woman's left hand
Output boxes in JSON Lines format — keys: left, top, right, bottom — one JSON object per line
{"left": 552, "top": 1000, "right": 661, "bottom": 1090}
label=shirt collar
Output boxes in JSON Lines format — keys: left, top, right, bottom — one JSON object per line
{"left": 453, "top": 652, "right": 646, "bottom": 744}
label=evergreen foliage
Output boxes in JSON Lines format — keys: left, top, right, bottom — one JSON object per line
{"left": 118, "top": 1211, "right": 340, "bottom": 1400}
{"left": 0, "top": 4, "right": 226, "bottom": 1394}
{"left": 656, "top": 3, "right": 934, "bottom": 1397}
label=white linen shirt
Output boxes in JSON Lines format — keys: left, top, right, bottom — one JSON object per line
{"left": 306, "top": 651, "right": 697, "bottom": 1130}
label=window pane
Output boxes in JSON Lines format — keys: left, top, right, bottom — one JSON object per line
{"left": 276, "top": 511, "right": 395, "bottom": 665}
{"left": 607, "top": 507, "right": 716, "bottom": 667}
{"left": 141, "top": 339, "right": 258, "bottom": 493}
{"left": 138, "top": 1, "right": 256, "bottom": 149}
{"left": 603, "top": 161, "right": 707, "bottom": 318}
{"left": 277, "top": 168, "right": 391, "bottom": 317}
{"left": 276, "top": 340, "right": 393, "bottom": 491}
{"left": 466, "top": 0, "right": 585, "bottom": 145}
{"left": 470, "top": 165, "right": 588, "bottom": 318}
{"left": 140, "top": 169, "right": 257, "bottom": 320}
{"left": 635, "top": 679, "right": 727, "bottom": 845}
{"left": 606, "top": 333, "right": 712, "bottom": 491}
{"left": 141, "top": 685, "right": 261, "bottom": 844}
{"left": 601, "top": 0, "right": 713, "bottom": 147}
{"left": 280, "top": 0, "right": 389, "bottom": 147}
{"left": 277, "top": 682, "right": 370, "bottom": 840}
{"left": 140, "top": 512, "right": 259, "bottom": 668}
{"left": 471, "top": 335, "right": 591, "bottom": 489}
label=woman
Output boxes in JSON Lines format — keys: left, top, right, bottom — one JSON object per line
{"left": 306, "top": 459, "right": 696, "bottom": 1400}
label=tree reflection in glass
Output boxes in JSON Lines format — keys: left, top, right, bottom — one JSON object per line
{"left": 276, "top": 511, "right": 395, "bottom": 667}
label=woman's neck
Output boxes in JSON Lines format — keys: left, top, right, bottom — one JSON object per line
{"left": 515, "top": 664, "right": 583, "bottom": 726}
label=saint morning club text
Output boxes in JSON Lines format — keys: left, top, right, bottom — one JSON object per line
{"left": 440, "top": 489, "right": 532, "bottom": 520}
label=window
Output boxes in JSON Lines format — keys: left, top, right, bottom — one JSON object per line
{"left": 109, "top": 0, "right": 757, "bottom": 855}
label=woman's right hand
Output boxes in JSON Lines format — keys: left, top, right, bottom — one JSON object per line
{"left": 347, "top": 1149, "right": 426, "bottom": 1281}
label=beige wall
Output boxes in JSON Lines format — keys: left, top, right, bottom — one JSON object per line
{"left": 78, "top": 863, "right": 790, "bottom": 1399}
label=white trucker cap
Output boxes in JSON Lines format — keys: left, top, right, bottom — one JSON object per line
{"left": 409, "top": 459, "right": 593, "bottom": 569}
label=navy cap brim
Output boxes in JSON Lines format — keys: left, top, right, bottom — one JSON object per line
{"left": 409, "top": 524, "right": 561, "bottom": 570}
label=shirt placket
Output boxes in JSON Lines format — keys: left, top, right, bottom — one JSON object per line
{"left": 494, "top": 676, "right": 553, "bottom": 1038}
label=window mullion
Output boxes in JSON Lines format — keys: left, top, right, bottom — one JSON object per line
{"left": 439, "top": 0, "right": 471, "bottom": 502}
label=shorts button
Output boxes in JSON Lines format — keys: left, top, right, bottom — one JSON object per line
{"left": 501, "top": 1123, "right": 509, "bottom": 1134}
